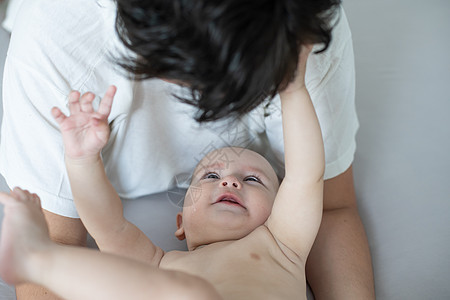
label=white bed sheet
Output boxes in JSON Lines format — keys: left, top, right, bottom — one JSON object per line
{"left": 1, "top": 0, "right": 449, "bottom": 299}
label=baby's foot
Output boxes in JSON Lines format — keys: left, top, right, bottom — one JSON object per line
{"left": 0, "top": 188, "right": 52, "bottom": 285}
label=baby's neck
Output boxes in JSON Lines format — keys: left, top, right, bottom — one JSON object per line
{"left": 188, "top": 238, "right": 237, "bottom": 252}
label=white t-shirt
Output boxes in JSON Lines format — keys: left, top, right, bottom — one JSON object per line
{"left": 0, "top": 0, "right": 358, "bottom": 218}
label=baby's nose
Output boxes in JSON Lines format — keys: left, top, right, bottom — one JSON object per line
{"left": 221, "top": 176, "right": 241, "bottom": 189}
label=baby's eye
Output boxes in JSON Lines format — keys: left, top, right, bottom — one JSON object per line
{"left": 244, "top": 176, "right": 262, "bottom": 184}
{"left": 203, "top": 172, "right": 220, "bottom": 180}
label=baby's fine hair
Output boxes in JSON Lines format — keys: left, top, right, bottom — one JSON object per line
{"left": 115, "top": 0, "right": 341, "bottom": 122}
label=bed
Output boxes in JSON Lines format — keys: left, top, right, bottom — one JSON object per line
{"left": 1, "top": 0, "right": 449, "bottom": 299}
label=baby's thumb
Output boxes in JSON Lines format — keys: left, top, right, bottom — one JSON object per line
{"left": 92, "top": 118, "right": 110, "bottom": 144}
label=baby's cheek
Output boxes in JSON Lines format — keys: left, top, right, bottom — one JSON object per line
{"left": 255, "top": 203, "right": 272, "bottom": 222}
{"left": 185, "top": 184, "right": 204, "bottom": 206}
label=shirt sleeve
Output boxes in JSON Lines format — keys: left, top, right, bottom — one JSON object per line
{"left": 0, "top": 0, "right": 113, "bottom": 217}
{"left": 1, "top": 0, "right": 25, "bottom": 32}
{"left": 264, "top": 7, "right": 359, "bottom": 180}
{"left": 0, "top": 56, "right": 78, "bottom": 216}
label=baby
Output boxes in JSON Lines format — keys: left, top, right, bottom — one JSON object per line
{"left": 0, "top": 47, "right": 324, "bottom": 299}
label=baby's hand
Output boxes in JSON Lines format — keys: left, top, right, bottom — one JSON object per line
{"left": 51, "top": 85, "right": 117, "bottom": 161}
{"left": 280, "top": 45, "right": 313, "bottom": 97}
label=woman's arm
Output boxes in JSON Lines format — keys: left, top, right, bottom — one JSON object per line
{"left": 306, "top": 166, "right": 376, "bottom": 299}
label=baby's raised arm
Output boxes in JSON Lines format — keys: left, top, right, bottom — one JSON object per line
{"left": 52, "top": 86, "right": 163, "bottom": 264}
{"left": 266, "top": 46, "right": 325, "bottom": 261}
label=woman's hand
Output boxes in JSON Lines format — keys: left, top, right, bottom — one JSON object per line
{"left": 51, "top": 85, "right": 117, "bottom": 161}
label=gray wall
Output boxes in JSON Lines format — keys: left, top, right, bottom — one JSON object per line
{"left": 346, "top": 0, "right": 450, "bottom": 298}
{"left": 0, "top": 1, "right": 9, "bottom": 193}
{"left": 0, "top": 2, "right": 15, "bottom": 299}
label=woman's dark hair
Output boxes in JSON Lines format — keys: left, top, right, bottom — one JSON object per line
{"left": 115, "top": 0, "right": 341, "bottom": 122}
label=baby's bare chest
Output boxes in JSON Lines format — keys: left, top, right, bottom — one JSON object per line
{"left": 160, "top": 229, "right": 306, "bottom": 300}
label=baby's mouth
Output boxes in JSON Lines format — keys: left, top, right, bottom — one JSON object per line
{"left": 214, "top": 193, "right": 246, "bottom": 209}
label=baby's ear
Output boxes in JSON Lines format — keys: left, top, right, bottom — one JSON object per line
{"left": 174, "top": 212, "right": 186, "bottom": 241}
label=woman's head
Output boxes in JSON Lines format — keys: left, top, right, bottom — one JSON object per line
{"left": 115, "top": 0, "right": 341, "bottom": 122}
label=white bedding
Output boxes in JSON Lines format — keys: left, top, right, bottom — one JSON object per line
{"left": 1, "top": 0, "right": 449, "bottom": 299}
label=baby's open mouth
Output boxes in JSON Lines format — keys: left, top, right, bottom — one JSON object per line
{"left": 214, "top": 194, "right": 246, "bottom": 209}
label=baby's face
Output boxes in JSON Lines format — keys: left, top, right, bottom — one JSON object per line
{"left": 176, "top": 147, "right": 279, "bottom": 250}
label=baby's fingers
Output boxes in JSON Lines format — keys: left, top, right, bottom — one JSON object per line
{"left": 97, "top": 85, "right": 116, "bottom": 118}
{"left": 51, "top": 107, "right": 67, "bottom": 125}
{"left": 68, "top": 91, "right": 81, "bottom": 114}
{"left": 80, "top": 92, "right": 95, "bottom": 113}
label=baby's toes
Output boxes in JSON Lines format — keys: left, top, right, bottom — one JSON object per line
{"left": 30, "top": 193, "right": 41, "bottom": 206}
{"left": 11, "top": 187, "right": 26, "bottom": 202}
{"left": 11, "top": 188, "right": 33, "bottom": 203}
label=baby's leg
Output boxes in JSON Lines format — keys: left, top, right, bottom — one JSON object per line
{"left": 0, "top": 188, "right": 221, "bottom": 300}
